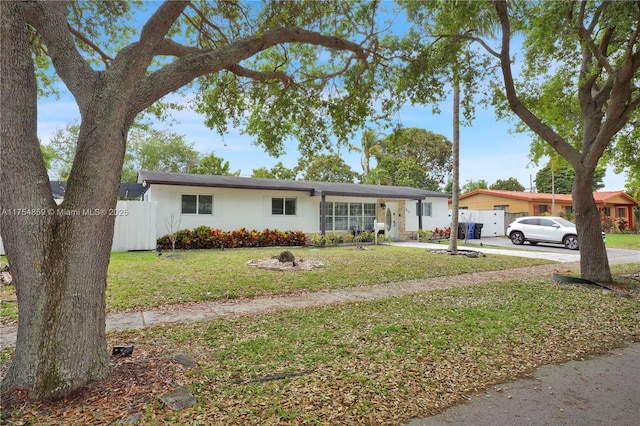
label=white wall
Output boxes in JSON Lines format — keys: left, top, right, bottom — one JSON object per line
{"left": 404, "top": 198, "right": 451, "bottom": 232}
{"left": 148, "top": 184, "right": 330, "bottom": 239}
{"left": 146, "top": 184, "right": 453, "bottom": 239}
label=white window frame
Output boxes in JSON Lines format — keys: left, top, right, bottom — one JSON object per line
{"left": 416, "top": 201, "right": 433, "bottom": 217}
{"left": 321, "top": 201, "right": 376, "bottom": 232}
{"left": 181, "top": 194, "right": 213, "bottom": 215}
{"left": 272, "top": 197, "right": 297, "bottom": 216}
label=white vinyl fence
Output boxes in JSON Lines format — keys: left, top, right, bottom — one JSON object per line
{"left": 0, "top": 201, "right": 157, "bottom": 255}
{"left": 111, "top": 201, "right": 157, "bottom": 251}
{"left": 450, "top": 209, "right": 506, "bottom": 238}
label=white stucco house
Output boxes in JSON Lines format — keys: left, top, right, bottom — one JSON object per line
{"left": 138, "top": 171, "right": 451, "bottom": 241}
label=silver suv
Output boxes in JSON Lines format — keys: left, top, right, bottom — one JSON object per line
{"left": 507, "top": 216, "right": 605, "bottom": 250}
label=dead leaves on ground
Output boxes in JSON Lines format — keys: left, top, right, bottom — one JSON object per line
{"left": 0, "top": 344, "right": 192, "bottom": 425}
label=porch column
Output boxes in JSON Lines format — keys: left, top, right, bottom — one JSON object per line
{"left": 320, "top": 193, "right": 326, "bottom": 236}
{"left": 417, "top": 199, "right": 423, "bottom": 231}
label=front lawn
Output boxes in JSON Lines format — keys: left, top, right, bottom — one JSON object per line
{"left": 604, "top": 233, "right": 640, "bottom": 250}
{"left": 1, "top": 246, "right": 553, "bottom": 324}
{"left": 2, "top": 268, "right": 638, "bottom": 425}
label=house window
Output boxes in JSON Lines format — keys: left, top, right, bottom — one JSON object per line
{"left": 320, "top": 202, "right": 376, "bottom": 231}
{"left": 494, "top": 205, "right": 509, "bottom": 211}
{"left": 182, "top": 194, "right": 212, "bottom": 215}
{"left": 272, "top": 197, "right": 296, "bottom": 216}
{"left": 416, "top": 202, "right": 433, "bottom": 217}
{"left": 603, "top": 207, "right": 611, "bottom": 216}
{"left": 617, "top": 207, "right": 626, "bottom": 218}
{"left": 565, "top": 206, "right": 573, "bottom": 214}
{"left": 537, "top": 204, "right": 549, "bottom": 214}
{"left": 334, "top": 202, "right": 348, "bottom": 230}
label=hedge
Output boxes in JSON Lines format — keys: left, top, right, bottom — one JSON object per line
{"left": 157, "top": 226, "right": 307, "bottom": 250}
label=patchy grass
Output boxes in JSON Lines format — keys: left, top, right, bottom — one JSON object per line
{"left": 0, "top": 246, "right": 552, "bottom": 324}
{"left": 604, "top": 233, "right": 640, "bottom": 250}
{"left": 2, "top": 269, "right": 638, "bottom": 425}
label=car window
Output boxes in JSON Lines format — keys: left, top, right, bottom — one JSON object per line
{"left": 554, "top": 218, "right": 576, "bottom": 227}
{"left": 521, "top": 218, "right": 539, "bottom": 225}
{"left": 539, "top": 219, "right": 555, "bottom": 227}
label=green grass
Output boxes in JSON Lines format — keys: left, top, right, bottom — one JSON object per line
{"left": 604, "top": 233, "right": 640, "bottom": 250}
{"left": 1, "top": 246, "right": 553, "bottom": 323}
{"left": 5, "top": 268, "right": 638, "bottom": 425}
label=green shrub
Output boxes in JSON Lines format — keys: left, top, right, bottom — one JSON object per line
{"left": 310, "top": 234, "right": 325, "bottom": 247}
{"left": 418, "top": 229, "right": 433, "bottom": 242}
{"left": 325, "top": 232, "right": 342, "bottom": 246}
{"left": 342, "top": 233, "right": 355, "bottom": 244}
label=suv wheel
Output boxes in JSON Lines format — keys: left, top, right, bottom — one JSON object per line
{"left": 510, "top": 231, "right": 525, "bottom": 245}
{"left": 563, "top": 235, "right": 579, "bottom": 250}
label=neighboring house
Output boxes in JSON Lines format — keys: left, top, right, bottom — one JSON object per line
{"left": 138, "top": 170, "right": 451, "bottom": 241}
{"left": 450, "top": 189, "right": 639, "bottom": 230}
{"left": 50, "top": 181, "right": 147, "bottom": 200}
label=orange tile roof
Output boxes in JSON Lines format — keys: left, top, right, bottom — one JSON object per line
{"left": 456, "top": 189, "right": 639, "bottom": 205}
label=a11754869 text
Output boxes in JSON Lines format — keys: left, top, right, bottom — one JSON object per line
{"left": 0, "top": 208, "right": 128, "bottom": 217}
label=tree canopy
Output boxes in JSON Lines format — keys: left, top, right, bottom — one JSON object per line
{"left": 490, "top": 178, "right": 525, "bottom": 192}
{"left": 189, "top": 152, "right": 240, "bottom": 176}
{"left": 301, "top": 154, "right": 360, "bottom": 183}
{"left": 535, "top": 163, "right": 605, "bottom": 194}
{"left": 251, "top": 162, "right": 297, "bottom": 180}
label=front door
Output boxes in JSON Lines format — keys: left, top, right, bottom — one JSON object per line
{"left": 385, "top": 202, "right": 398, "bottom": 240}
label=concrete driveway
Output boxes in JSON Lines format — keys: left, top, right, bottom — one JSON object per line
{"left": 394, "top": 237, "right": 640, "bottom": 265}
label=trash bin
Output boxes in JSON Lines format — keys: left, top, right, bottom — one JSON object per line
{"left": 468, "top": 222, "right": 476, "bottom": 239}
{"left": 474, "top": 223, "right": 484, "bottom": 239}
{"left": 457, "top": 222, "right": 468, "bottom": 239}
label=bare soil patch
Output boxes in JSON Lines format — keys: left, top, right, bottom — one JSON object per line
{"left": 246, "top": 257, "right": 324, "bottom": 271}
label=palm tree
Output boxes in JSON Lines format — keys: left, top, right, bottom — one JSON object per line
{"left": 362, "top": 167, "right": 392, "bottom": 185}
{"left": 356, "top": 128, "right": 384, "bottom": 176}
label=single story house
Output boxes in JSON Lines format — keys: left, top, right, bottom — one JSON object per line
{"left": 138, "top": 171, "right": 452, "bottom": 241}
{"left": 450, "top": 189, "right": 638, "bottom": 230}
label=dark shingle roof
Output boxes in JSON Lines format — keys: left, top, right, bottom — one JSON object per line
{"left": 137, "top": 171, "right": 449, "bottom": 200}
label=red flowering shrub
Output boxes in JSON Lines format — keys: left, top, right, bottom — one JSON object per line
{"left": 157, "top": 227, "right": 307, "bottom": 250}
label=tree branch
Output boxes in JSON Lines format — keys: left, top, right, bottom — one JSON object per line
{"left": 577, "top": 1, "right": 614, "bottom": 75}
{"left": 129, "top": 27, "right": 369, "bottom": 117}
{"left": 226, "top": 64, "right": 293, "bottom": 88}
{"left": 67, "top": 24, "right": 113, "bottom": 66}
{"left": 21, "top": 1, "right": 97, "bottom": 110}
{"left": 112, "top": 1, "right": 189, "bottom": 82}
{"left": 186, "top": 2, "right": 229, "bottom": 46}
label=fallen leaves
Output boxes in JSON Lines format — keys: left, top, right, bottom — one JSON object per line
{"left": 1, "top": 343, "right": 193, "bottom": 425}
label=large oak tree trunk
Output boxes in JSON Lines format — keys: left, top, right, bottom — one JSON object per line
{"left": 1, "top": 1, "right": 129, "bottom": 399}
